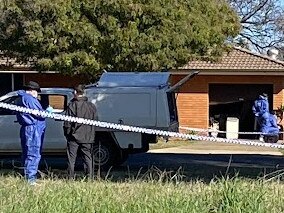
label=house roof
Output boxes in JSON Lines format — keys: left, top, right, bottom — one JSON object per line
{"left": 1, "top": 46, "right": 284, "bottom": 72}
{"left": 180, "top": 46, "right": 284, "bottom": 71}
{"left": 0, "top": 51, "right": 31, "bottom": 69}
{"left": 0, "top": 56, "right": 32, "bottom": 73}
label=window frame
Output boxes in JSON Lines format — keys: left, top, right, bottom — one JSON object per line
{"left": 0, "top": 95, "right": 21, "bottom": 116}
{"left": 0, "top": 93, "right": 68, "bottom": 116}
{"left": 38, "top": 94, "right": 68, "bottom": 113}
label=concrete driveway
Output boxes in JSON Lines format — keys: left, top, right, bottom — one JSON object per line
{"left": 148, "top": 141, "right": 283, "bottom": 156}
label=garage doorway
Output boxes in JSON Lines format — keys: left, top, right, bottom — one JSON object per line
{"left": 209, "top": 84, "right": 273, "bottom": 139}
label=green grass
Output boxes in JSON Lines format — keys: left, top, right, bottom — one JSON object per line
{"left": 150, "top": 139, "right": 195, "bottom": 149}
{"left": 279, "top": 148, "right": 284, "bottom": 155}
{"left": 1, "top": 138, "right": 283, "bottom": 213}
{"left": 1, "top": 174, "right": 284, "bottom": 213}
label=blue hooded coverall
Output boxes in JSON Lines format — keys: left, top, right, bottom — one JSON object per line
{"left": 252, "top": 95, "right": 269, "bottom": 118}
{"left": 260, "top": 114, "right": 279, "bottom": 135}
{"left": 252, "top": 95, "right": 278, "bottom": 135}
{"left": 16, "top": 90, "right": 46, "bottom": 183}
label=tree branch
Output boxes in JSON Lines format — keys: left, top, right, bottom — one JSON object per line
{"left": 240, "top": 0, "right": 269, "bottom": 23}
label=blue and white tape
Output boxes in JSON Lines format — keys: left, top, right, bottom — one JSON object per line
{"left": 179, "top": 126, "right": 284, "bottom": 135}
{"left": 0, "top": 102, "right": 284, "bottom": 149}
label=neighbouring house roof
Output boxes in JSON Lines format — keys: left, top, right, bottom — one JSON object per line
{"left": 0, "top": 52, "right": 31, "bottom": 69}
{"left": 180, "top": 46, "right": 284, "bottom": 71}
{"left": 0, "top": 53, "right": 57, "bottom": 73}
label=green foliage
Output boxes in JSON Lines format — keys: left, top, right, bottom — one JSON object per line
{"left": 0, "top": 0, "right": 240, "bottom": 75}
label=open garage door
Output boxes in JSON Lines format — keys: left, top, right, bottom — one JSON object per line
{"left": 209, "top": 84, "right": 273, "bottom": 139}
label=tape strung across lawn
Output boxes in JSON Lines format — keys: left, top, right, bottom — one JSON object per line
{"left": 179, "top": 126, "right": 284, "bottom": 135}
{"left": 0, "top": 102, "right": 284, "bottom": 149}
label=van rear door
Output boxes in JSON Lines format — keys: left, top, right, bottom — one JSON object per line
{"left": 166, "top": 71, "right": 199, "bottom": 131}
{"left": 167, "top": 71, "right": 199, "bottom": 93}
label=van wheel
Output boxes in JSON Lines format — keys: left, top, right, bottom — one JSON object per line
{"left": 92, "top": 141, "right": 117, "bottom": 170}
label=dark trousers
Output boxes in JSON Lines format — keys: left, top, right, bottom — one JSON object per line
{"left": 67, "top": 140, "right": 93, "bottom": 179}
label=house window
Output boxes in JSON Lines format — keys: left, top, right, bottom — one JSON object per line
{"left": 14, "top": 74, "right": 24, "bottom": 91}
{"left": 0, "top": 74, "right": 24, "bottom": 96}
{"left": 0, "top": 74, "right": 12, "bottom": 96}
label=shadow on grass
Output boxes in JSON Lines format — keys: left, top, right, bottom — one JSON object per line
{"left": 0, "top": 153, "right": 284, "bottom": 183}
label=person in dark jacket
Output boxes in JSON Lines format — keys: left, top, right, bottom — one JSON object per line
{"left": 63, "top": 84, "right": 98, "bottom": 179}
{"left": 16, "top": 81, "right": 53, "bottom": 185}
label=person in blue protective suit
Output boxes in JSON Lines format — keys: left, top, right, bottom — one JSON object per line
{"left": 252, "top": 93, "right": 270, "bottom": 141}
{"left": 259, "top": 112, "right": 280, "bottom": 143}
{"left": 16, "top": 81, "right": 53, "bottom": 185}
{"left": 260, "top": 112, "right": 279, "bottom": 135}
{"left": 252, "top": 93, "right": 269, "bottom": 122}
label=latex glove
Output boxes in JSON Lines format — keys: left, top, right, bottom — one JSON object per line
{"left": 46, "top": 105, "right": 54, "bottom": 113}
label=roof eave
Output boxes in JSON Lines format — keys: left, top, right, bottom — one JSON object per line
{"left": 170, "top": 69, "right": 284, "bottom": 76}
{"left": 0, "top": 70, "right": 60, "bottom": 74}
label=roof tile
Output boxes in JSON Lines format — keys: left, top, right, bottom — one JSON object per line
{"left": 181, "top": 46, "right": 284, "bottom": 70}
{"left": 1, "top": 46, "right": 284, "bottom": 71}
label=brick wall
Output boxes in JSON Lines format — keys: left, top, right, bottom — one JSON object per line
{"left": 171, "top": 75, "right": 208, "bottom": 129}
{"left": 171, "top": 74, "right": 284, "bottom": 129}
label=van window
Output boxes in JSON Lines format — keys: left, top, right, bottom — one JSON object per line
{"left": 39, "top": 94, "right": 67, "bottom": 113}
{"left": 0, "top": 94, "right": 67, "bottom": 115}
{"left": 0, "top": 96, "right": 20, "bottom": 115}
{"left": 48, "top": 95, "right": 66, "bottom": 112}
{"left": 167, "top": 92, "right": 178, "bottom": 122}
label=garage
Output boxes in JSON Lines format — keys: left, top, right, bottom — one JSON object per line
{"left": 172, "top": 47, "right": 284, "bottom": 133}
{"left": 209, "top": 84, "right": 273, "bottom": 139}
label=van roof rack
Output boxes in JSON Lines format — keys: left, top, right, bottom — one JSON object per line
{"left": 96, "top": 72, "right": 170, "bottom": 88}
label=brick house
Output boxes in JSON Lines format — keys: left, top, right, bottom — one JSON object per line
{"left": 1, "top": 47, "right": 284, "bottom": 136}
{"left": 0, "top": 55, "right": 86, "bottom": 96}
{"left": 170, "top": 46, "right": 284, "bottom": 137}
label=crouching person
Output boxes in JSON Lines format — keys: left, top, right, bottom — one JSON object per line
{"left": 63, "top": 85, "right": 98, "bottom": 179}
{"left": 260, "top": 112, "right": 280, "bottom": 143}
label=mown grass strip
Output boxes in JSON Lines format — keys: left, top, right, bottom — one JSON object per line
{"left": 1, "top": 175, "right": 284, "bottom": 213}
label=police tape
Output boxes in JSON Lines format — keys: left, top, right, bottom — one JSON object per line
{"left": 179, "top": 126, "right": 284, "bottom": 135}
{"left": 1, "top": 101, "right": 284, "bottom": 149}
